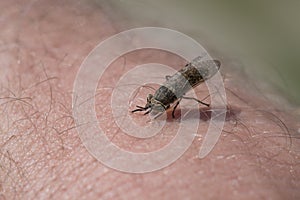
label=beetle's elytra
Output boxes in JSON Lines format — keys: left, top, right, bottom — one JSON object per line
{"left": 131, "top": 56, "right": 221, "bottom": 118}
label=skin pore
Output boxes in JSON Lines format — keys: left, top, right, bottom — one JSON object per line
{"left": 0, "top": 0, "right": 300, "bottom": 199}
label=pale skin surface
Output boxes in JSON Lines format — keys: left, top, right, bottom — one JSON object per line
{"left": 0, "top": 0, "right": 300, "bottom": 199}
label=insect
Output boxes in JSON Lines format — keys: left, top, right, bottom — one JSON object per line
{"left": 131, "top": 56, "right": 221, "bottom": 118}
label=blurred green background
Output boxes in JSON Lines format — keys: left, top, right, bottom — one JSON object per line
{"left": 100, "top": 0, "right": 300, "bottom": 105}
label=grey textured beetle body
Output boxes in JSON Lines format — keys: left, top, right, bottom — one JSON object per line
{"left": 132, "top": 56, "right": 221, "bottom": 118}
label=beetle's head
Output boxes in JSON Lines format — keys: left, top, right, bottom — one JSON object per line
{"left": 146, "top": 94, "right": 165, "bottom": 113}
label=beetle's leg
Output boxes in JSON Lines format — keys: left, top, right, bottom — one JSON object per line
{"left": 143, "top": 107, "right": 152, "bottom": 115}
{"left": 131, "top": 105, "right": 149, "bottom": 113}
{"left": 172, "top": 98, "right": 182, "bottom": 118}
{"left": 182, "top": 96, "right": 210, "bottom": 107}
{"left": 131, "top": 108, "right": 145, "bottom": 113}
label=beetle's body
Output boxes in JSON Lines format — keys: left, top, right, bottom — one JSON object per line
{"left": 132, "top": 56, "right": 221, "bottom": 118}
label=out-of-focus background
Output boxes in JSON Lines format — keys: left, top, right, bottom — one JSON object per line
{"left": 98, "top": 0, "right": 300, "bottom": 106}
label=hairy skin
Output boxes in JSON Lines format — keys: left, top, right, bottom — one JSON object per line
{"left": 0, "top": 1, "right": 300, "bottom": 199}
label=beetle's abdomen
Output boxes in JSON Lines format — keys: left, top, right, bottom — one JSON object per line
{"left": 179, "top": 65, "right": 204, "bottom": 88}
{"left": 152, "top": 58, "right": 220, "bottom": 107}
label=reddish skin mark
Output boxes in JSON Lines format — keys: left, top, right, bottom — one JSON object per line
{"left": 0, "top": 1, "right": 299, "bottom": 199}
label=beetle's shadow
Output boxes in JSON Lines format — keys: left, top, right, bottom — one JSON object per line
{"left": 166, "top": 106, "right": 241, "bottom": 121}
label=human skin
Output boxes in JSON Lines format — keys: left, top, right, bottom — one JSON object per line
{"left": 0, "top": 0, "right": 300, "bottom": 199}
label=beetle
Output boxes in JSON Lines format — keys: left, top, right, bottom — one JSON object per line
{"left": 131, "top": 56, "right": 221, "bottom": 118}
